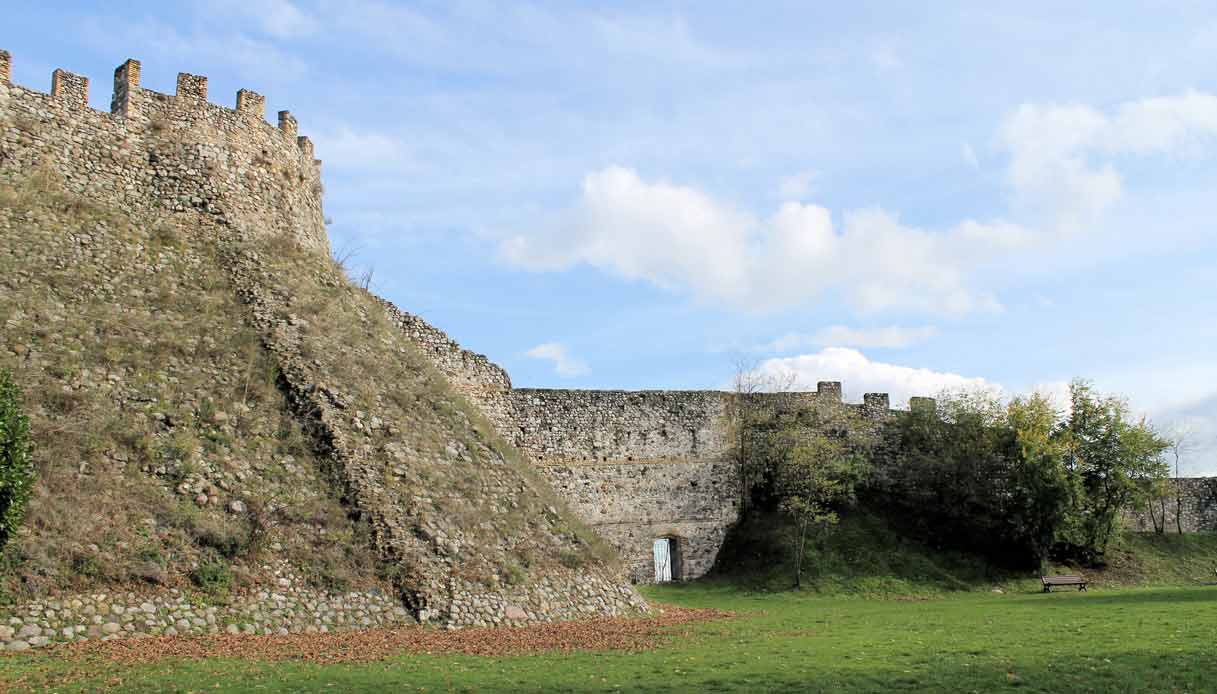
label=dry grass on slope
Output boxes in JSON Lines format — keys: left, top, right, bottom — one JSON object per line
{"left": 237, "top": 230, "right": 622, "bottom": 593}
{"left": 0, "top": 169, "right": 385, "bottom": 603}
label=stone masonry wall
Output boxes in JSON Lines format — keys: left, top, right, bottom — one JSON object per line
{"left": 375, "top": 300, "right": 907, "bottom": 584}
{"left": 0, "top": 564, "right": 411, "bottom": 653}
{"left": 0, "top": 50, "right": 327, "bottom": 252}
{"left": 540, "top": 461, "right": 740, "bottom": 583}
{"left": 1127, "top": 477, "right": 1217, "bottom": 533}
{"left": 496, "top": 389, "right": 731, "bottom": 463}
{"left": 379, "top": 298, "right": 512, "bottom": 394}
{"left": 0, "top": 49, "right": 645, "bottom": 645}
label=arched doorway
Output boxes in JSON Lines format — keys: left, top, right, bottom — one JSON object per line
{"left": 652, "top": 536, "right": 682, "bottom": 582}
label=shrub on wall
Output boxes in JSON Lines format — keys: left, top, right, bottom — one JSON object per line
{"left": 0, "top": 369, "right": 35, "bottom": 552}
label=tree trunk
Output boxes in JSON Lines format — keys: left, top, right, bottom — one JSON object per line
{"left": 794, "top": 517, "right": 808, "bottom": 589}
{"left": 1174, "top": 459, "right": 1185, "bottom": 535}
{"left": 1152, "top": 496, "right": 1166, "bottom": 535}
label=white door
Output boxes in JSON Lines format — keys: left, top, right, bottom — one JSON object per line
{"left": 653, "top": 538, "right": 672, "bottom": 582}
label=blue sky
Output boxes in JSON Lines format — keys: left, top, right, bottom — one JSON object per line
{"left": 5, "top": 2, "right": 1217, "bottom": 472}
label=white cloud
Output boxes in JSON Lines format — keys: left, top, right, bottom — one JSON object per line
{"left": 758, "top": 325, "right": 938, "bottom": 353}
{"left": 501, "top": 166, "right": 1022, "bottom": 314}
{"left": 1155, "top": 395, "right": 1217, "bottom": 476}
{"left": 500, "top": 91, "right": 1217, "bottom": 316}
{"left": 1029, "top": 380, "right": 1073, "bottom": 413}
{"left": 524, "top": 343, "right": 589, "bottom": 377}
{"left": 749, "top": 347, "right": 997, "bottom": 408}
{"left": 501, "top": 167, "right": 754, "bottom": 300}
{"left": 998, "top": 91, "right": 1217, "bottom": 230}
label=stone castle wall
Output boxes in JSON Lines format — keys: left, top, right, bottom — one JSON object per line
{"left": 373, "top": 298, "right": 908, "bottom": 583}
{"left": 0, "top": 49, "right": 646, "bottom": 647}
{"left": 378, "top": 298, "right": 512, "bottom": 393}
{"left": 14, "top": 47, "right": 1216, "bottom": 648}
{"left": 375, "top": 297, "right": 1217, "bottom": 578}
{"left": 540, "top": 461, "right": 740, "bottom": 583}
{"left": 0, "top": 564, "right": 411, "bottom": 652}
{"left": 1127, "top": 477, "right": 1217, "bottom": 533}
{"left": 0, "top": 50, "right": 327, "bottom": 251}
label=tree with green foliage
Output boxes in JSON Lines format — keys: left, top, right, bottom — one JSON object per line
{"left": 0, "top": 369, "right": 35, "bottom": 552}
{"left": 1057, "top": 380, "right": 1169, "bottom": 562}
{"left": 1005, "top": 393, "right": 1074, "bottom": 567}
{"left": 877, "top": 391, "right": 1062, "bottom": 567}
{"left": 728, "top": 359, "right": 798, "bottom": 513}
{"left": 771, "top": 401, "right": 875, "bottom": 588}
{"left": 877, "top": 381, "right": 1169, "bottom": 568}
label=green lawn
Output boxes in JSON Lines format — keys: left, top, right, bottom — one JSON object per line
{"left": 3, "top": 582, "right": 1216, "bottom": 693}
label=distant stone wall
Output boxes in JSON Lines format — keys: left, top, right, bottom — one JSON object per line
{"left": 1127, "top": 477, "right": 1217, "bottom": 533}
{"left": 540, "top": 461, "right": 740, "bottom": 583}
{"left": 0, "top": 50, "right": 327, "bottom": 251}
{"left": 377, "top": 298, "right": 911, "bottom": 584}
{"left": 378, "top": 298, "right": 511, "bottom": 394}
{"left": 494, "top": 389, "right": 731, "bottom": 463}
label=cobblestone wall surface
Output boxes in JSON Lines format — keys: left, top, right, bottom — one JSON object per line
{"left": 0, "top": 51, "right": 327, "bottom": 251}
{"left": 0, "top": 566, "right": 411, "bottom": 652}
{"left": 0, "top": 49, "right": 646, "bottom": 642}
{"left": 539, "top": 461, "right": 741, "bottom": 583}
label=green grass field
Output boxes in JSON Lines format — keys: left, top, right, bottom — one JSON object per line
{"left": 3, "top": 580, "right": 1215, "bottom": 693}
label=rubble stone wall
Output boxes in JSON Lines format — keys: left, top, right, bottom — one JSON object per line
{"left": 0, "top": 50, "right": 327, "bottom": 252}
{"left": 0, "top": 49, "right": 645, "bottom": 646}
{"left": 1127, "top": 477, "right": 1217, "bottom": 533}
{"left": 0, "top": 566, "right": 411, "bottom": 653}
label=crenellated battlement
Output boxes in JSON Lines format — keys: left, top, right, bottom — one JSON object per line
{"left": 4, "top": 52, "right": 318, "bottom": 162}
{"left": 0, "top": 49, "right": 328, "bottom": 250}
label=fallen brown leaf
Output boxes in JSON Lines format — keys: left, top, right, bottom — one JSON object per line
{"left": 5, "top": 606, "right": 732, "bottom": 671}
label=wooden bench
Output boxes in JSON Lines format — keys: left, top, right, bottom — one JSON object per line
{"left": 1041, "top": 575, "right": 1088, "bottom": 592}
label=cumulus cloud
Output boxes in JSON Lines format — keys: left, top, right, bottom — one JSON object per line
{"left": 757, "top": 325, "right": 938, "bottom": 353}
{"left": 1029, "top": 380, "right": 1073, "bottom": 412}
{"left": 500, "top": 92, "right": 1217, "bottom": 316}
{"left": 524, "top": 343, "right": 589, "bottom": 377}
{"left": 998, "top": 91, "right": 1217, "bottom": 230}
{"left": 502, "top": 167, "right": 755, "bottom": 300}
{"left": 501, "top": 166, "right": 1022, "bottom": 314}
{"left": 748, "top": 347, "right": 998, "bottom": 408}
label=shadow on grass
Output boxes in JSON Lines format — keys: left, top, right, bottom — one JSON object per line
{"left": 1029, "top": 586, "right": 1217, "bottom": 607}
{"left": 155, "top": 646, "right": 1209, "bottom": 694}
{"left": 534, "top": 648, "right": 1212, "bottom": 693}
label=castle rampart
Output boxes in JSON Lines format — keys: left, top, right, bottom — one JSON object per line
{"left": 0, "top": 50, "right": 327, "bottom": 251}
{"left": 374, "top": 294, "right": 918, "bottom": 582}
